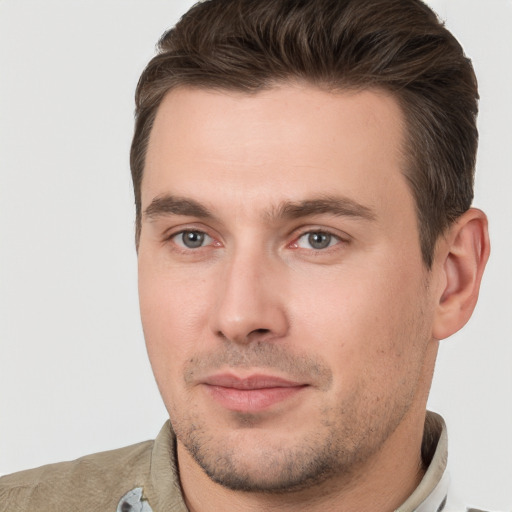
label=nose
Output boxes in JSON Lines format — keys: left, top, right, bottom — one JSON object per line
{"left": 210, "top": 248, "right": 289, "bottom": 345}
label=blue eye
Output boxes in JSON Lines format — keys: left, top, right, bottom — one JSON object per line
{"left": 173, "top": 230, "right": 213, "bottom": 249}
{"left": 296, "top": 231, "right": 338, "bottom": 250}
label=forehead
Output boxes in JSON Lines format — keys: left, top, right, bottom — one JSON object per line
{"left": 142, "top": 84, "right": 411, "bottom": 222}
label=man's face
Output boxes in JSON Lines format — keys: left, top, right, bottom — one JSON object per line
{"left": 138, "top": 84, "right": 439, "bottom": 492}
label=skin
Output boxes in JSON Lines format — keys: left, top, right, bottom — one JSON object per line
{"left": 137, "top": 84, "right": 489, "bottom": 511}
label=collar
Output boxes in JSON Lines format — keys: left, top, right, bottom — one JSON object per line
{"left": 396, "top": 411, "right": 449, "bottom": 512}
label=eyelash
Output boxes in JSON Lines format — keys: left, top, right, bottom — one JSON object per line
{"left": 164, "top": 226, "right": 348, "bottom": 254}
{"left": 290, "top": 230, "right": 344, "bottom": 251}
{"left": 166, "top": 229, "right": 220, "bottom": 251}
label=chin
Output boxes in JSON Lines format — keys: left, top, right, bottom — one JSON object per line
{"left": 175, "top": 418, "right": 359, "bottom": 494}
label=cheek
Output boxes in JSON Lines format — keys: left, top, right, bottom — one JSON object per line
{"left": 138, "top": 257, "right": 214, "bottom": 379}
{"left": 289, "top": 261, "right": 429, "bottom": 383}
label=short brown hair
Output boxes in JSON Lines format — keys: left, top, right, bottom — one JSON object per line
{"left": 131, "top": 0, "right": 478, "bottom": 267}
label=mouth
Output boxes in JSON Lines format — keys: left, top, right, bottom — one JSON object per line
{"left": 201, "top": 373, "right": 309, "bottom": 413}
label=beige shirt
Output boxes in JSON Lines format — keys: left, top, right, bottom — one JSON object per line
{"left": 0, "top": 412, "right": 484, "bottom": 511}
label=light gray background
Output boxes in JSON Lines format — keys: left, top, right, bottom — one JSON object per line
{"left": 0, "top": 0, "right": 511, "bottom": 509}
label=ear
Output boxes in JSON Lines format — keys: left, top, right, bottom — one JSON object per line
{"left": 432, "top": 208, "right": 490, "bottom": 340}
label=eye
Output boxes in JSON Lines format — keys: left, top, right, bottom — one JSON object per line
{"left": 295, "top": 231, "right": 339, "bottom": 250}
{"left": 172, "top": 230, "right": 213, "bottom": 249}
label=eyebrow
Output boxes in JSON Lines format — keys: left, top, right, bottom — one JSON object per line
{"left": 143, "top": 194, "right": 376, "bottom": 223}
{"left": 144, "top": 195, "right": 214, "bottom": 220}
{"left": 272, "top": 196, "right": 376, "bottom": 222}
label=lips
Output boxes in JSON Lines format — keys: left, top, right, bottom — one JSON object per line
{"left": 202, "top": 373, "right": 308, "bottom": 412}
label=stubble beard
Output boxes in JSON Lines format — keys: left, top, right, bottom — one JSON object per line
{"left": 168, "top": 329, "right": 428, "bottom": 495}
{"left": 171, "top": 387, "right": 414, "bottom": 495}
{"left": 174, "top": 412, "right": 347, "bottom": 493}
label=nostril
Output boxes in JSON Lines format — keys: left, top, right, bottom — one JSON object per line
{"left": 216, "top": 327, "right": 272, "bottom": 344}
{"left": 246, "top": 328, "right": 273, "bottom": 343}
{"left": 250, "top": 328, "right": 271, "bottom": 336}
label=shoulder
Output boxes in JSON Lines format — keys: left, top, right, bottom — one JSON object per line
{"left": 0, "top": 440, "right": 154, "bottom": 512}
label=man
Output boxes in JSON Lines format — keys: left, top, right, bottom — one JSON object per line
{"left": 0, "top": 0, "right": 492, "bottom": 510}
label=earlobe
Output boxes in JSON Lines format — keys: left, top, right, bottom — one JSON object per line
{"left": 432, "top": 208, "right": 490, "bottom": 340}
